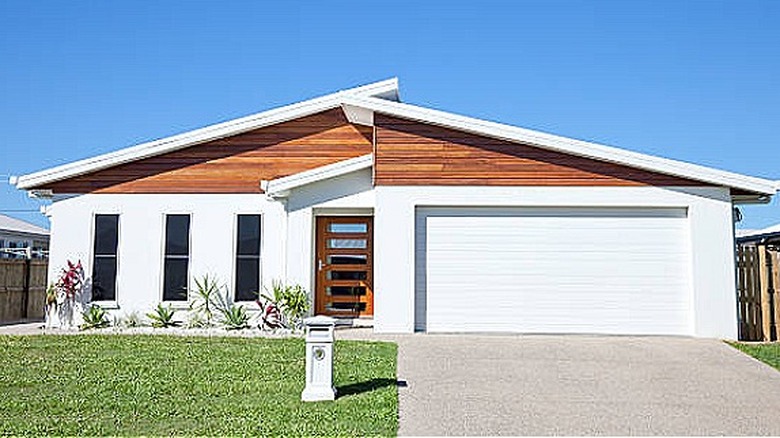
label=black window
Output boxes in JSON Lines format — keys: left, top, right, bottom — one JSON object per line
{"left": 163, "top": 214, "right": 190, "bottom": 301}
{"left": 92, "top": 215, "right": 119, "bottom": 301}
{"left": 235, "top": 215, "right": 261, "bottom": 301}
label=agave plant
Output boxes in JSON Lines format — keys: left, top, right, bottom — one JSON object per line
{"left": 219, "top": 304, "right": 250, "bottom": 330}
{"left": 80, "top": 305, "right": 110, "bottom": 330}
{"left": 146, "top": 304, "right": 181, "bottom": 328}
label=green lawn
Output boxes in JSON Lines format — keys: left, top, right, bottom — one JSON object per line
{"left": 0, "top": 335, "right": 398, "bottom": 436}
{"left": 728, "top": 342, "right": 780, "bottom": 371}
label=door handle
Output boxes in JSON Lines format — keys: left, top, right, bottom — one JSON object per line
{"left": 318, "top": 259, "right": 324, "bottom": 271}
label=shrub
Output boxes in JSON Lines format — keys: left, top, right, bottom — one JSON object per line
{"left": 80, "top": 305, "right": 110, "bottom": 330}
{"left": 189, "top": 274, "right": 223, "bottom": 326}
{"left": 261, "top": 281, "right": 310, "bottom": 330}
{"left": 219, "top": 304, "right": 250, "bottom": 330}
{"left": 146, "top": 304, "right": 181, "bottom": 328}
{"left": 47, "top": 260, "right": 86, "bottom": 329}
{"left": 257, "top": 300, "right": 284, "bottom": 331}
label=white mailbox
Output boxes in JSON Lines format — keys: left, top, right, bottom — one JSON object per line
{"left": 302, "top": 315, "right": 337, "bottom": 402}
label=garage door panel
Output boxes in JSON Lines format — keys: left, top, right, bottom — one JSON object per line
{"left": 415, "top": 207, "right": 693, "bottom": 335}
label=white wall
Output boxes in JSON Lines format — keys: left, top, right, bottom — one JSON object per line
{"left": 284, "top": 168, "right": 374, "bottom": 299}
{"left": 46, "top": 168, "right": 375, "bottom": 326}
{"left": 46, "top": 179, "right": 739, "bottom": 339}
{"left": 47, "top": 194, "right": 286, "bottom": 322}
{"left": 373, "top": 185, "right": 738, "bottom": 339}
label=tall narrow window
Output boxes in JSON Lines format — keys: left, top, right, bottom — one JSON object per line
{"left": 235, "top": 215, "right": 261, "bottom": 301}
{"left": 92, "top": 215, "right": 119, "bottom": 301}
{"left": 163, "top": 214, "right": 190, "bottom": 301}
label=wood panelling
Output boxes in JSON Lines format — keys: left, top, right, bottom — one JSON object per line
{"left": 374, "top": 114, "right": 704, "bottom": 187}
{"left": 43, "top": 109, "right": 373, "bottom": 194}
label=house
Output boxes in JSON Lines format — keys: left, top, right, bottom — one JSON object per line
{"left": 737, "top": 224, "right": 780, "bottom": 246}
{"left": 12, "top": 79, "right": 780, "bottom": 338}
{"left": 0, "top": 213, "right": 49, "bottom": 259}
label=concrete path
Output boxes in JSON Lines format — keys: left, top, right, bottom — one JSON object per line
{"left": 0, "top": 321, "right": 44, "bottom": 335}
{"left": 340, "top": 329, "right": 780, "bottom": 436}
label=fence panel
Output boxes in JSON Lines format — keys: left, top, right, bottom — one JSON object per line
{"left": 736, "top": 244, "right": 780, "bottom": 341}
{"left": 736, "top": 246, "right": 763, "bottom": 341}
{"left": 0, "top": 259, "right": 48, "bottom": 324}
{"left": 772, "top": 250, "right": 780, "bottom": 341}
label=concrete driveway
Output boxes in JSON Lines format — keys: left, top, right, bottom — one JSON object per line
{"left": 341, "top": 330, "right": 780, "bottom": 435}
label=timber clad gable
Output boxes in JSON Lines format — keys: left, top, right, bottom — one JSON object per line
{"left": 373, "top": 114, "right": 703, "bottom": 187}
{"left": 43, "top": 109, "right": 373, "bottom": 194}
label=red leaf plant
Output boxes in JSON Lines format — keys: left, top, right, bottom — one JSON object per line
{"left": 256, "top": 298, "right": 284, "bottom": 330}
{"left": 56, "top": 260, "right": 85, "bottom": 301}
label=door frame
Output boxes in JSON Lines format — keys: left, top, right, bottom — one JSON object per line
{"left": 314, "top": 215, "right": 374, "bottom": 317}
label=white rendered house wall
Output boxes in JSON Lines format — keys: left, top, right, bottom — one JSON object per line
{"left": 373, "top": 185, "right": 738, "bottom": 339}
{"left": 46, "top": 193, "right": 287, "bottom": 321}
{"left": 282, "top": 167, "right": 375, "bottom": 300}
{"left": 45, "top": 168, "right": 375, "bottom": 324}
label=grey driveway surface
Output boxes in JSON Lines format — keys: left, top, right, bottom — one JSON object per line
{"left": 341, "top": 329, "right": 780, "bottom": 436}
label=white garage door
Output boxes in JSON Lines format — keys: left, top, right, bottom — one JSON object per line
{"left": 415, "top": 207, "right": 693, "bottom": 335}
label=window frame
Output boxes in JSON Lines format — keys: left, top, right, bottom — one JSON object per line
{"left": 160, "top": 212, "right": 192, "bottom": 305}
{"left": 232, "top": 213, "right": 263, "bottom": 303}
{"left": 89, "top": 212, "right": 121, "bottom": 308}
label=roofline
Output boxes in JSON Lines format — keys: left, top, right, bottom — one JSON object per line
{"left": 261, "top": 154, "right": 373, "bottom": 197}
{"left": 14, "top": 79, "right": 398, "bottom": 190}
{"left": 0, "top": 229, "right": 50, "bottom": 238}
{"left": 13, "top": 77, "right": 777, "bottom": 196}
{"left": 341, "top": 95, "right": 778, "bottom": 196}
{"left": 736, "top": 231, "right": 780, "bottom": 244}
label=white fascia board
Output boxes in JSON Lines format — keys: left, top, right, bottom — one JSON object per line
{"left": 343, "top": 96, "right": 778, "bottom": 195}
{"left": 15, "top": 79, "right": 398, "bottom": 190}
{"left": 263, "top": 154, "right": 373, "bottom": 196}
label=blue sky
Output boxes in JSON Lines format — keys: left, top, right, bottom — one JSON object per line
{"left": 1, "top": 1, "right": 778, "bottom": 229}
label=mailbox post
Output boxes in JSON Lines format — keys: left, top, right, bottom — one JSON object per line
{"left": 302, "top": 315, "right": 337, "bottom": 402}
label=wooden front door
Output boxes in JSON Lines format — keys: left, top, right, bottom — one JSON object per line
{"left": 315, "top": 216, "right": 373, "bottom": 317}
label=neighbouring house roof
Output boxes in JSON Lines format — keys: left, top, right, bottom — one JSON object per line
{"left": 737, "top": 223, "right": 780, "bottom": 244}
{"left": 0, "top": 214, "right": 49, "bottom": 237}
{"left": 12, "top": 78, "right": 779, "bottom": 198}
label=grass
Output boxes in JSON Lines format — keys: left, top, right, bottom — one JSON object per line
{"left": 727, "top": 341, "right": 780, "bottom": 371}
{"left": 0, "top": 335, "right": 398, "bottom": 436}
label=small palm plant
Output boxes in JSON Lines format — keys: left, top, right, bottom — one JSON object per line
{"left": 147, "top": 304, "right": 181, "bottom": 328}
{"left": 189, "top": 274, "right": 223, "bottom": 326}
{"left": 80, "top": 305, "right": 110, "bottom": 330}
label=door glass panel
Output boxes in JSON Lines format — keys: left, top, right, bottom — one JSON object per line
{"left": 326, "top": 302, "right": 367, "bottom": 312}
{"left": 327, "top": 239, "right": 367, "bottom": 249}
{"left": 327, "top": 270, "right": 367, "bottom": 280}
{"left": 327, "top": 254, "right": 367, "bottom": 265}
{"left": 327, "top": 286, "right": 367, "bottom": 296}
{"left": 328, "top": 223, "right": 368, "bottom": 233}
